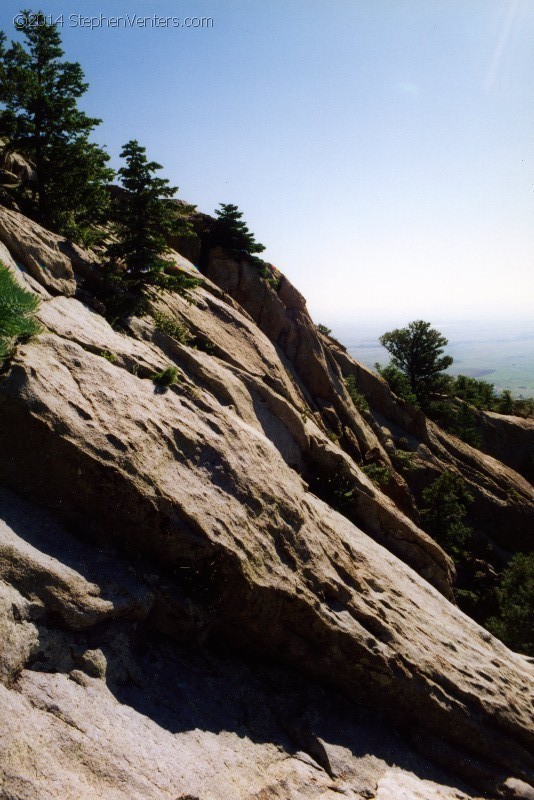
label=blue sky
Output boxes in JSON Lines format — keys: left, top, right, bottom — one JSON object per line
{"left": 1, "top": 0, "right": 533, "bottom": 323}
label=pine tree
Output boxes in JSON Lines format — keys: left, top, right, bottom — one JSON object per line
{"left": 206, "top": 203, "right": 265, "bottom": 261}
{"left": 0, "top": 10, "right": 113, "bottom": 241}
{"left": 105, "top": 140, "right": 196, "bottom": 313}
{"left": 379, "top": 320, "right": 453, "bottom": 406}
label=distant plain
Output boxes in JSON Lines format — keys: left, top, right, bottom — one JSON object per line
{"left": 329, "top": 317, "right": 534, "bottom": 398}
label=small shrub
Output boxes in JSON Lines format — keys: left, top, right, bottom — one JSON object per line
{"left": 0, "top": 263, "right": 41, "bottom": 362}
{"left": 152, "top": 310, "right": 192, "bottom": 345}
{"left": 345, "top": 374, "right": 369, "bottom": 413}
{"left": 152, "top": 366, "right": 180, "bottom": 387}
{"left": 391, "top": 449, "right": 417, "bottom": 474}
{"left": 100, "top": 350, "right": 117, "bottom": 363}
{"left": 300, "top": 407, "right": 310, "bottom": 423}
{"left": 375, "top": 362, "right": 418, "bottom": 407}
{"left": 361, "top": 463, "right": 391, "bottom": 487}
{"left": 316, "top": 323, "right": 332, "bottom": 336}
{"left": 254, "top": 259, "right": 281, "bottom": 289}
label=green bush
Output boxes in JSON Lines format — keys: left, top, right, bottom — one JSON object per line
{"left": 152, "top": 366, "right": 180, "bottom": 387}
{"left": 152, "top": 310, "right": 192, "bottom": 345}
{"left": 308, "top": 463, "right": 355, "bottom": 514}
{"left": 486, "top": 553, "right": 534, "bottom": 656}
{"left": 375, "top": 362, "right": 419, "bottom": 406}
{"left": 421, "top": 472, "right": 473, "bottom": 559}
{"left": 391, "top": 449, "right": 417, "bottom": 474}
{"left": 0, "top": 263, "right": 41, "bottom": 361}
{"left": 361, "top": 463, "right": 391, "bottom": 487}
{"left": 254, "top": 259, "right": 281, "bottom": 289}
{"left": 100, "top": 350, "right": 117, "bottom": 363}
{"left": 511, "top": 396, "right": 534, "bottom": 418}
{"left": 450, "top": 377, "right": 533, "bottom": 420}
{"left": 345, "top": 374, "right": 369, "bottom": 413}
{"left": 428, "top": 399, "right": 482, "bottom": 449}
{"left": 316, "top": 323, "right": 332, "bottom": 336}
{"left": 452, "top": 375, "right": 496, "bottom": 410}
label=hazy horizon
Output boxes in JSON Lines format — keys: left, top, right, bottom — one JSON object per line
{"left": 309, "top": 303, "right": 534, "bottom": 326}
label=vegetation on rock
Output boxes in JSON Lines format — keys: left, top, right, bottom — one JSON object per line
{"left": 152, "top": 365, "right": 181, "bottom": 387}
{"left": 206, "top": 203, "right": 265, "bottom": 262}
{"left": 379, "top": 320, "right": 453, "bottom": 407}
{"left": 377, "top": 323, "right": 533, "bottom": 453}
{"left": 427, "top": 398, "right": 482, "bottom": 449}
{"left": 417, "top": 471, "right": 532, "bottom": 654}
{"left": 104, "top": 140, "right": 198, "bottom": 317}
{"left": 0, "top": 14, "right": 532, "bottom": 800}
{"left": 345, "top": 374, "right": 369, "bottom": 413}
{"left": 375, "top": 361, "right": 419, "bottom": 406}
{"left": 201, "top": 202, "right": 282, "bottom": 287}
{"left": 152, "top": 309, "right": 193, "bottom": 345}
{"left": 362, "top": 463, "right": 391, "bottom": 487}
{"left": 0, "top": 262, "right": 40, "bottom": 361}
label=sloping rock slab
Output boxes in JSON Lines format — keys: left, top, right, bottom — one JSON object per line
{"left": 0, "top": 304, "right": 532, "bottom": 796}
{"left": 0, "top": 206, "right": 97, "bottom": 296}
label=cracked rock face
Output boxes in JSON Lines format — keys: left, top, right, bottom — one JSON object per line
{"left": 0, "top": 488, "right": 497, "bottom": 800}
{"left": 0, "top": 213, "right": 533, "bottom": 799}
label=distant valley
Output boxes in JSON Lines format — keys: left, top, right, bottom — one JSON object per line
{"left": 330, "top": 316, "right": 534, "bottom": 397}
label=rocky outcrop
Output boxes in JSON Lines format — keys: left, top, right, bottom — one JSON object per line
{"left": 204, "top": 250, "right": 533, "bottom": 553}
{"left": 0, "top": 491, "right": 497, "bottom": 800}
{"left": 471, "top": 409, "right": 534, "bottom": 482}
{"left": 0, "top": 206, "right": 98, "bottom": 296}
{"left": 0, "top": 212, "right": 533, "bottom": 799}
{"left": 142, "top": 285, "right": 453, "bottom": 595}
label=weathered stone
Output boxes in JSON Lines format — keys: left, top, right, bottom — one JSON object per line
{"left": 0, "top": 209, "right": 532, "bottom": 800}
{"left": 0, "top": 581, "right": 39, "bottom": 685}
{"left": 471, "top": 409, "right": 534, "bottom": 481}
{"left": 0, "top": 206, "right": 98, "bottom": 296}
